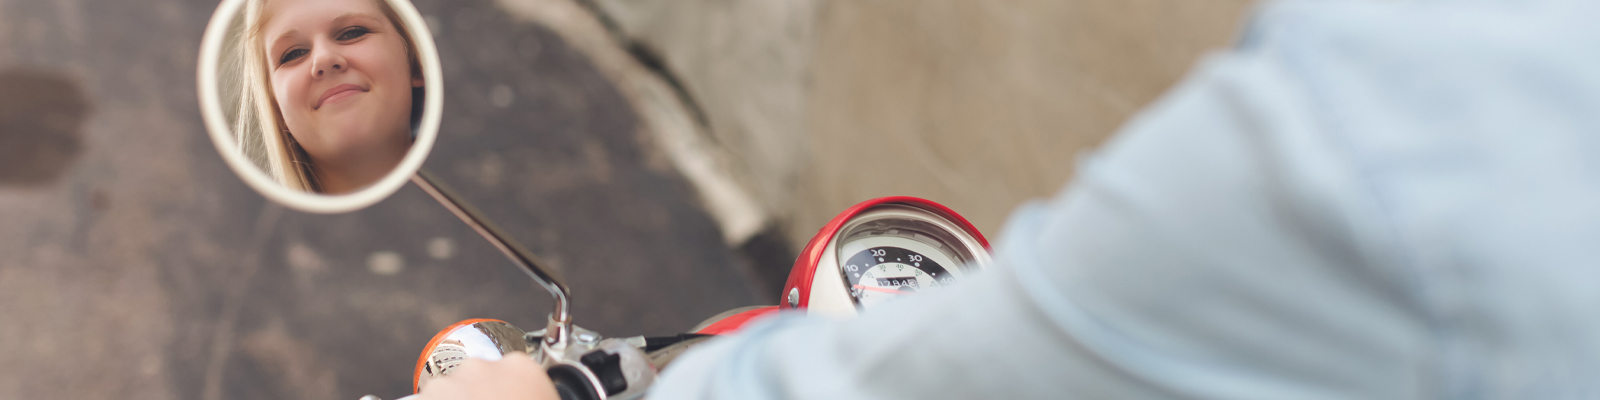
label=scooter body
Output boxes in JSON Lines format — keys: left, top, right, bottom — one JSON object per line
{"left": 410, "top": 196, "right": 992, "bottom": 400}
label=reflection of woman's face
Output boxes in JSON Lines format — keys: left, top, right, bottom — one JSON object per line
{"left": 261, "top": 0, "right": 418, "bottom": 193}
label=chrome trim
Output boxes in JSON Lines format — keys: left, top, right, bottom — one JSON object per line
{"left": 829, "top": 204, "right": 993, "bottom": 310}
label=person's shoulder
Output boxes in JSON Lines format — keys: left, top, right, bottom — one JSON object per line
{"left": 1241, "top": 0, "right": 1599, "bottom": 48}
{"left": 1229, "top": 0, "right": 1600, "bottom": 148}
{"left": 1237, "top": 0, "right": 1600, "bottom": 73}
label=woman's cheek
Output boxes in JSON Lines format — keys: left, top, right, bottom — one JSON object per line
{"left": 355, "top": 40, "right": 406, "bottom": 84}
{"left": 273, "top": 73, "right": 308, "bottom": 128}
{"left": 284, "top": 72, "right": 305, "bottom": 109}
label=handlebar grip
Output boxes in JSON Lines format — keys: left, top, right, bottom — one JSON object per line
{"left": 547, "top": 365, "right": 602, "bottom": 400}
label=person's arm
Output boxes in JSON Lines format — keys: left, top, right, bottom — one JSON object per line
{"left": 650, "top": 13, "right": 1426, "bottom": 400}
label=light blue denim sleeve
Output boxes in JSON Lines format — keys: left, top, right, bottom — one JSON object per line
{"left": 652, "top": 0, "right": 1600, "bottom": 398}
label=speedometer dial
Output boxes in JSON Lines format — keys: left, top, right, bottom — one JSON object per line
{"left": 832, "top": 205, "right": 982, "bottom": 309}
{"left": 839, "top": 239, "right": 964, "bottom": 308}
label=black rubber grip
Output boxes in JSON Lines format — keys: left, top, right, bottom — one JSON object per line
{"left": 547, "top": 365, "right": 600, "bottom": 400}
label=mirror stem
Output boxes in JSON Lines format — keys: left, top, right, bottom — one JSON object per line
{"left": 411, "top": 170, "right": 573, "bottom": 336}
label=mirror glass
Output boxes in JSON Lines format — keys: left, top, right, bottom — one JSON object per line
{"left": 199, "top": 0, "right": 442, "bottom": 213}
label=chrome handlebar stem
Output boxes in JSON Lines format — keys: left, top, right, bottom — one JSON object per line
{"left": 412, "top": 170, "right": 572, "bottom": 345}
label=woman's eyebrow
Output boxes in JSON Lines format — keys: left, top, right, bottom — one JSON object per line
{"left": 331, "top": 12, "right": 383, "bottom": 26}
{"left": 268, "top": 29, "right": 301, "bottom": 55}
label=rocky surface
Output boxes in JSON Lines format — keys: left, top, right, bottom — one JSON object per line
{"left": 585, "top": 0, "right": 1254, "bottom": 246}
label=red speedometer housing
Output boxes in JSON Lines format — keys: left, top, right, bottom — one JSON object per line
{"left": 783, "top": 196, "right": 990, "bottom": 311}
{"left": 693, "top": 196, "right": 989, "bottom": 335}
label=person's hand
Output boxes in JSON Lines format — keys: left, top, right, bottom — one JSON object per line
{"left": 415, "top": 352, "right": 559, "bottom": 400}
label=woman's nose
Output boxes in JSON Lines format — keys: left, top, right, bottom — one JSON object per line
{"left": 311, "top": 47, "right": 347, "bottom": 78}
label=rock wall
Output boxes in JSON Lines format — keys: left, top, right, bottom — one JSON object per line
{"left": 585, "top": 0, "right": 1255, "bottom": 247}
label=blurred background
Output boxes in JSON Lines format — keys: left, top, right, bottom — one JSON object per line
{"left": 0, "top": 0, "right": 1248, "bottom": 398}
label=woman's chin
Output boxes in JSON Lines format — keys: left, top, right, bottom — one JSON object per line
{"left": 321, "top": 124, "right": 397, "bottom": 149}
{"left": 314, "top": 131, "right": 410, "bottom": 167}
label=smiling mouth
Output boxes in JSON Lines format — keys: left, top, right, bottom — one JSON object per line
{"left": 315, "top": 84, "right": 367, "bottom": 110}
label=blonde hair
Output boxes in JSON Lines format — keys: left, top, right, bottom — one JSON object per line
{"left": 235, "top": 0, "right": 420, "bottom": 193}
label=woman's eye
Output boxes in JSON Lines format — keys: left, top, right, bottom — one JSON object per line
{"left": 336, "top": 27, "right": 370, "bottom": 41}
{"left": 279, "top": 48, "right": 308, "bottom": 66}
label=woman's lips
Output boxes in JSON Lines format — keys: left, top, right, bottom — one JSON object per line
{"left": 315, "top": 84, "right": 367, "bottom": 110}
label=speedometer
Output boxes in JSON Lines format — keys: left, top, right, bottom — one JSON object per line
{"left": 781, "top": 197, "right": 991, "bottom": 316}
{"left": 840, "top": 242, "right": 961, "bottom": 308}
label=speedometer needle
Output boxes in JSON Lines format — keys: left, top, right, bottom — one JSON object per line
{"left": 853, "top": 285, "right": 910, "bottom": 295}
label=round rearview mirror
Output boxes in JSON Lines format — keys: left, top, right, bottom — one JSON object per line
{"left": 197, "top": 0, "right": 442, "bottom": 213}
